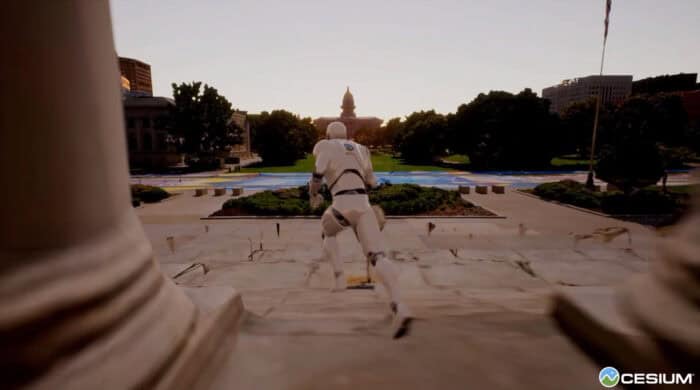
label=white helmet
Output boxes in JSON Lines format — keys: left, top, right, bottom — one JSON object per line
{"left": 326, "top": 121, "right": 347, "bottom": 139}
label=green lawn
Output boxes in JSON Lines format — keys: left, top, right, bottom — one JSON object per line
{"left": 442, "top": 154, "right": 470, "bottom": 164}
{"left": 551, "top": 156, "right": 591, "bottom": 167}
{"left": 242, "top": 153, "right": 450, "bottom": 173}
{"left": 240, "top": 153, "right": 602, "bottom": 173}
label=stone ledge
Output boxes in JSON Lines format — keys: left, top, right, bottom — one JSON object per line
{"left": 156, "top": 286, "right": 244, "bottom": 390}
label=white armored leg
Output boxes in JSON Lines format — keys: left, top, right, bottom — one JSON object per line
{"left": 323, "top": 235, "right": 346, "bottom": 291}
{"left": 356, "top": 211, "right": 414, "bottom": 338}
{"left": 321, "top": 208, "right": 347, "bottom": 291}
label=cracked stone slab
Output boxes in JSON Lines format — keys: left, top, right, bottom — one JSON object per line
{"left": 420, "top": 261, "right": 549, "bottom": 290}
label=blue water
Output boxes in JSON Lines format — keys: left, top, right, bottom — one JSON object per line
{"left": 213, "top": 172, "right": 482, "bottom": 190}
{"left": 210, "top": 169, "right": 670, "bottom": 191}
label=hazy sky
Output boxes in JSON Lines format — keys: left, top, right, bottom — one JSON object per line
{"left": 110, "top": 0, "right": 699, "bottom": 119}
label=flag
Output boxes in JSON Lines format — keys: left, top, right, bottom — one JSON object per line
{"left": 603, "top": 0, "right": 612, "bottom": 42}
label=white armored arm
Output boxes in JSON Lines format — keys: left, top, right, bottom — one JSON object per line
{"left": 362, "top": 145, "right": 378, "bottom": 189}
{"left": 309, "top": 141, "right": 329, "bottom": 197}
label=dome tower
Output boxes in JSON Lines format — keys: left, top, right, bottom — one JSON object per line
{"left": 340, "top": 86, "right": 356, "bottom": 118}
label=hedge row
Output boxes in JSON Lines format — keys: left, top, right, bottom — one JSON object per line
{"left": 533, "top": 180, "right": 683, "bottom": 214}
{"left": 131, "top": 184, "right": 170, "bottom": 206}
{"left": 220, "top": 183, "right": 475, "bottom": 216}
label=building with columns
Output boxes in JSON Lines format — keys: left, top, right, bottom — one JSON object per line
{"left": 123, "top": 95, "right": 180, "bottom": 170}
{"left": 314, "top": 87, "right": 383, "bottom": 139}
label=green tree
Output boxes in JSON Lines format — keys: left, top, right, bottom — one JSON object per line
{"left": 353, "top": 126, "right": 377, "bottom": 147}
{"left": 647, "top": 94, "right": 689, "bottom": 148}
{"left": 595, "top": 97, "right": 665, "bottom": 193}
{"left": 250, "top": 110, "right": 316, "bottom": 165}
{"left": 560, "top": 98, "right": 614, "bottom": 159}
{"left": 383, "top": 117, "right": 404, "bottom": 148}
{"left": 450, "top": 89, "right": 560, "bottom": 169}
{"left": 394, "top": 110, "right": 447, "bottom": 163}
{"left": 353, "top": 119, "right": 401, "bottom": 148}
{"left": 170, "top": 82, "right": 241, "bottom": 158}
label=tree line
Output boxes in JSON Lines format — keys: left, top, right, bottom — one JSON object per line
{"left": 167, "top": 82, "right": 318, "bottom": 168}
{"left": 166, "top": 80, "right": 699, "bottom": 192}
{"left": 350, "top": 88, "right": 699, "bottom": 191}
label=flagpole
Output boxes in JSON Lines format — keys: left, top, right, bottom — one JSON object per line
{"left": 585, "top": 0, "right": 611, "bottom": 189}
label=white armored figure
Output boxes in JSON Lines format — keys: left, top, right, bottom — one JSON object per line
{"left": 309, "top": 121, "right": 413, "bottom": 338}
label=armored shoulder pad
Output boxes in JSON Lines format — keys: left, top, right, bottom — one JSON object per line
{"left": 312, "top": 139, "right": 330, "bottom": 156}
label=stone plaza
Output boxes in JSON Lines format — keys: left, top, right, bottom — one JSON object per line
{"left": 138, "top": 187, "right": 656, "bottom": 388}
{"left": 2, "top": 1, "right": 697, "bottom": 388}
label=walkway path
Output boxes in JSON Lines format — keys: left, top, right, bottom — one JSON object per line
{"left": 135, "top": 186, "right": 659, "bottom": 388}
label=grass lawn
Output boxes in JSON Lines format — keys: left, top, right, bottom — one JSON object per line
{"left": 442, "top": 154, "right": 470, "bottom": 164}
{"left": 550, "top": 155, "right": 591, "bottom": 168}
{"left": 240, "top": 153, "right": 609, "bottom": 173}
{"left": 241, "top": 153, "right": 450, "bottom": 173}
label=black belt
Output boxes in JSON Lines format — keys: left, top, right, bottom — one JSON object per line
{"left": 334, "top": 188, "right": 367, "bottom": 196}
{"left": 328, "top": 169, "right": 365, "bottom": 192}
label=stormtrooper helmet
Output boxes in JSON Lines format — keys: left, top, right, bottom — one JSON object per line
{"left": 326, "top": 121, "right": 347, "bottom": 140}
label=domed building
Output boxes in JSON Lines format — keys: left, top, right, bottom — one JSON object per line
{"left": 314, "top": 87, "right": 382, "bottom": 140}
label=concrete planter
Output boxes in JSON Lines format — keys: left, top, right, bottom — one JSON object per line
{"left": 458, "top": 185, "right": 470, "bottom": 194}
{"left": 195, "top": 188, "right": 208, "bottom": 197}
{"left": 475, "top": 186, "right": 488, "bottom": 194}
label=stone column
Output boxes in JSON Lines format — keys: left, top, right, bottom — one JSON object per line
{"left": 0, "top": 1, "right": 241, "bottom": 388}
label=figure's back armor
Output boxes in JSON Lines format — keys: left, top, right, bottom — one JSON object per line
{"left": 312, "top": 139, "right": 376, "bottom": 195}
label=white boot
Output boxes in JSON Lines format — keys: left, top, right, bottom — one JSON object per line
{"left": 374, "top": 256, "right": 414, "bottom": 338}
{"left": 390, "top": 302, "right": 414, "bottom": 339}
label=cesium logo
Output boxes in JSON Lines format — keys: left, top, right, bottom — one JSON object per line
{"left": 599, "top": 366, "right": 695, "bottom": 387}
{"left": 599, "top": 367, "right": 619, "bottom": 387}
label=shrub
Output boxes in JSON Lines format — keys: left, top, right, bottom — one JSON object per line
{"left": 370, "top": 184, "right": 467, "bottom": 215}
{"left": 596, "top": 143, "right": 664, "bottom": 194}
{"left": 131, "top": 184, "right": 170, "bottom": 203}
{"left": 600, "top": 189, "right": 678, "bottom": 214}
{"left": 220, "top": 183, "right": 474, "bottom": 216}
{"left": 533, "top": 180, "right": 686, "bottom": 217}
{"left": 533, "top": 180, "right": 600, "bottom": 209}
{"left": 222, "top": 185, "right": 330, "bottom": 216}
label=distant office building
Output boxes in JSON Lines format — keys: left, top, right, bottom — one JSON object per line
{"left": 314, "top": 87, "right": 382, "bottom": 139}
{"left": 230, "top": 110, "right": 252, "bottom": 158}
{"left": 123, "top": 95, "right": 179, "bottom": 169}
{"left": 632, "top": 73, "right": 697, "bottom": 95}
{"left": 119, "top": 57, "right": 153, "bottom": 96}
{"left": 542, "top": 75, "right": 632, "bottom": 114}
{"left": 679, "top": 90, "right": 700, "bottom": 124}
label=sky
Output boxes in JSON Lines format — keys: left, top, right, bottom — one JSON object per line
{"left": 110, "top": 0, "right": 699, "bottom": 120}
